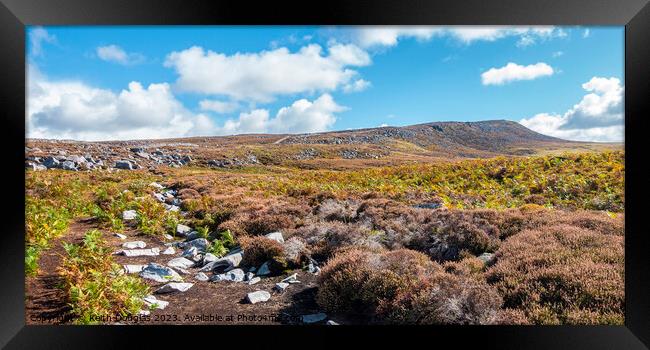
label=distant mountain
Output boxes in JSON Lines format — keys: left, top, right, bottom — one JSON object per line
{"left": 275, "top": 120, "right": 570, "bottom": 156}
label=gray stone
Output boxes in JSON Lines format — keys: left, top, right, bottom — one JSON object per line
{"left": 248, "top": 277, "right": 261, "bottom": 285}
{"left": 122, "top": 241, "right": 146, "bottom": 249}
{"left": 256, "top": 261, "right": 271, "bottom": 276}
{"left": 180, "top": 238, "right": 209, "bottom": 252}
{"left": 153, "top": 193, "right": 166, "bottom": 203}
{"left": 156, "top": 282, "right": 193, "bottom": 294}
{"left": 176, "top": 224, "right": 192, "bottom": 237}
{"left": 119, "top": 248, "right": 160, "bottom": 257}
{"left": 302, "top": 313, "right": 327, "bottom": 324}
{"left": 194, "top": 272, "right": 209, "bottom": 281}
{"left": 122, "top": 210, "right": 137, "bottom": 221}
{"left": 326, "top": 320, "right": 339, "bottom": 325}
{"left": 245, "top": 272, "right": 255, "bottom": 281}
{"left": 478, "top": 252, "right": 496, "bottom": 265}
{"left": 203, "top": 253, "right": 218, "bottom": 264}
{"left": 142, "top": 295, "right": 169, "bottom": 310}
{"left": 264, "top": 231, "right": 284, "bottom": 244}
{"left": 167, "top": 257, "right": 195, "bottom": 269}
{"left": 61, "top": 160, "right": 78, "bottom": 171}
{"left": 149, "top": 182, "right": 165, "bottom": 189}
{"left": 281, "top": 273, "right": 298, "bottom": 283}
{"left": 165, "top": 204, "right": 180, "bottom": 212}
{"left": 139, "top": 263, "right": 182, "bottom": 282}
{"left": 182, "top": 246, "right": 199, "bottom": 259}
{"left": 274, "top": 282, "right": 289, "bottom": 291}
{"left": 163, "top": 234, "right": 174, "bottom": 240}
{"left": 114, "top": 233, "right": 127, "bottom": 240}
{"left": 307, "top": 263, "right": 321, "bottom": 274}
{"left": 162, "top": 247, "right": 176, "bottom": 255}
{"left": 115, "top": 160, "right": 135, "bottom": 170}
{"left": 43, "top": 156, "right": 60, "bottom": 168}
{"left": 123, "top": 265, "right": 146, "bottom": 274}
{"left": 211, "top": 268, "right": 245, "bottom": 282}
{"left": 246, "top": 291, "right": 271, "bottom": 304}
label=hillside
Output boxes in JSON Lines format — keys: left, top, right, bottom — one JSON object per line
{"left": 25, "top": 120, "right": 621, "bottom": 171}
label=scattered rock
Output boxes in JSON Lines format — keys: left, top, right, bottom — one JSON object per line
{"left": 307, "top": 263, "right": 321, "bottom": 274}
{"left": 167, "top": 257, "right": 195, "bottom": 270}
{"left": 326, "top": 320, "right": 339, "bottom": 325}
{"left": 122, "top": 210, "right": 137, "bottom": 221}
{"left": 139, "top": 263, "right": 182, "bottom": 282}
{"left": 123, "top": 265, "right": 146, "bottom": 274}
{"left": 114, "top": 233, "right": 127, "bottom": 240}
{"left": 118, "top": 248, "right": 160, "bottom": 257}
{"left": 281, "top": 273, "right": 298, "bottom": 283}
{"left": 245, "top": 272, "right": 255, "bottom": 281}
{"left": 194, "top": 272, "right": 209, "bottom": 281}
{"left": 302, "top": 313, "right": 327, "bottom": 324}
{"left": 478, "top": 252, "right": 495, "bottom": 265}
{"left": 149, "top": 182, "right": 165, "bottom": 189}
{"left": 115, "top": 160, "right": 135, "bottom": 170}
{"left": 176, "top": 224, "right": 192, "bottom": 236}
{"left": 162, "top": 247, "right": 176, "bottom": 255}
{"left": 211, "top": 268, "right": 245, "bottom": 282}
{"left": 264, "top": 231, "right": 285, "bottom": 244}
{"left": 156, "top": 282, "right": 194, "bottom": 294}
{"left": 180, "top": 238, "right": 210, "bottom": 252}
{"left": 274, "top": 282, "right": 289, "bottom": 291}
{"left": 163, "top": 234, "right": 174, "bottom": 240}
{"left": 182, "top": 246, "right": 199, "bottom": 259}
{"left": 43, "top": 156, "right": 60, "bottom": 168}
{"left": 248, "top": 277, "right": 261, "bottom": 285}
{"left": 246, "top": 291, "right": 271, "bottom": 304}
{"left": 143, "top": 295, "right": 169, "bottom": 310}
{"left": 122, "top": 241, "right": 146, "bottom": 249}
{"left": 61, "top": 160, "right": 78, "bottom": 171}
{"left": 257, "top": 261, "right": 271, "bottom": 276}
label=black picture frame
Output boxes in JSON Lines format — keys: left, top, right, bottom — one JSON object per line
{"left": 1, "top": 0, "right": 649, "bottom": 348}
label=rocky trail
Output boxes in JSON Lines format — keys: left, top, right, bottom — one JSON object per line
{"left": 25, "top": 219, "right": 96, "bottom": 324}
{"left": 27, "top": 182, "right": 338, "bottom": 325}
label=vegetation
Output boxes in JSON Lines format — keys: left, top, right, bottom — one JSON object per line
{"left": 25, "top": 149, "right": 625, "bottom": 325}
{"left": 60, "top": 230, "right": 149, "bottom": 324}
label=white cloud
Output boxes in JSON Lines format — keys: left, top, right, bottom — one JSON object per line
{"left": 27, "top": 65, "right": 213, "bottom": 141}
{"left": 215, "top": 94, "right": 344, "bottom": 135}
{"left": 343, "top": 79, "right": 371, "bottom": 93}
{"left": 520, "top": 77, "right": 623, "bottom": 142}
{"left": 349, "top": 26, "right": 567, "bottom": 48}
{"left": 29, "top": 27, "right": 56, "bottom": 57}
{"left": 552, "top": 51, "right": 564, "bottom": 58}
{"left": 164, "top": 44, "right": 370, "bottom": 102}
{"left": 96, "top": 45, "right": 145, "bottom": 65}
{"left": 353, "top": 26, "right": 442, "bottom": 47}
{"left": 481, "top": 62, "right": 554, "bottom": 85}
{"left": 198, "top": 99, "right": 239, "bottom": 114}
{"left": 583, "top": 29, "right": 591, "bottom": 38}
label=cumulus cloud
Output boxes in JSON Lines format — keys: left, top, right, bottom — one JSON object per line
{"left": 215, "top": 94, "right": 344, "bottom": 135}
{"left": 343, "top": 79, "right": 371, "bottom": 93}
{"left": 27, "top": 65, "right": 214, "bottom": 141}
{"left": 164, "top": 44, "right": 370, "bottom": 102}
{"left": 481, "top": 62, "right": 554, "bottom": 85}
{"left": 96, "top": 45, "right": 145, "bottom": 65}
{"left": 29, "top": 27, "right": 56, "bottom": 57}
{"left": 350, "top": 26, "right": 566, "bottom": 48}
{"left": 520, "top": 77, "right": 623, "bottom": 142}
{"left": 198, "top": 99, "right": 239, "bottom": 114}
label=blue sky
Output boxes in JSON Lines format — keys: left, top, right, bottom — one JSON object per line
{"left": 26, "top": 26, "right": 624, "bottom": 141}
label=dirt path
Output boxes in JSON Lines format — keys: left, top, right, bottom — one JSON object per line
{"left": 25, "top": 218, "right": 331, "bottom": 325}
{"left": 107, "top": 227, "right": 324, "bottom": 325}
{"left": 24, "top": 218, "right": 97, "bottom": 325}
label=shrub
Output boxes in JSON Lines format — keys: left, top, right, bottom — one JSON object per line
{"left": 316, "top": 199, "right": 359, "bottom": 222}
{"left": 485, "top": 224, "right": 624, "bottom": 325}
{"left": 282, "top": 236, "right": 310, "bottom": 266}
{"left": 317, "top": 248, "right": 503, "bottom": 324}
{"left": 384, "top": 272, "right": 503, "bottom": 325}
{"left": 294, "top": 221, "right": 384, "bottom": 259}
{"left": 240, "top": 236, "right": 285, "bottom": 270}
{"left": 60, "top": 230, "right": 149, "bottom": 324}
